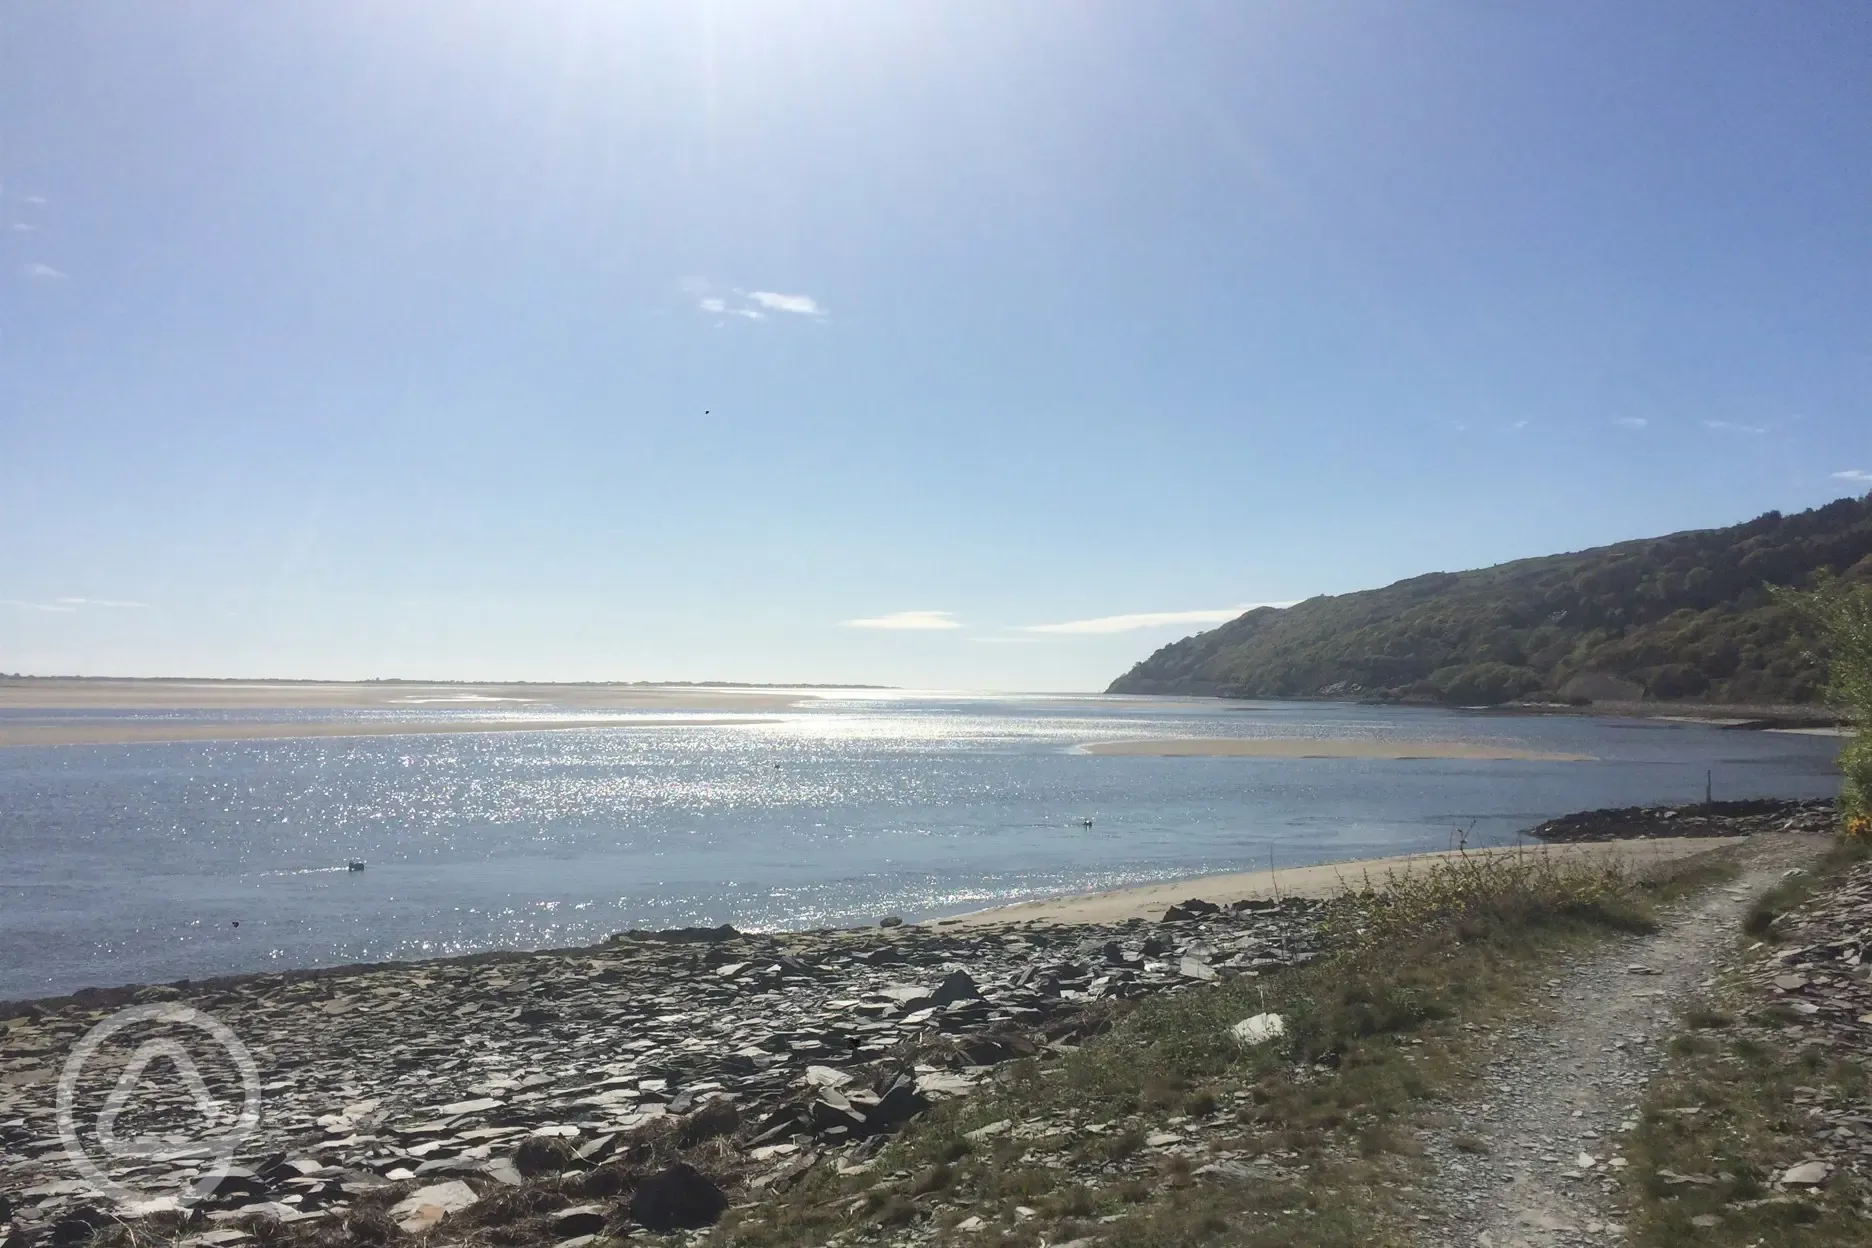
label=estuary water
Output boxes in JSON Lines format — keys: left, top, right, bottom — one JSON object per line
{"left": 0, "top": 694, "right": 1841, "bottom": 1000}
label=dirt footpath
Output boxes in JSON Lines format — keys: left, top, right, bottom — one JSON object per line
{"left": 1412, "top": 833, "right": 1830, "bottom": 1246}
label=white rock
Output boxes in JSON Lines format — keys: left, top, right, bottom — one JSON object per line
{"left": 390, "top": 1180, "right": 479, "bottom": 1232}
{"left": 966, "top": 1118, "right": 1012, "bottom": 1141}
{"left": 1781, "top": 1160, "right": 1831, "bottom": 1187}
{"left": 804, "top": 1065, "right": 852, "bottom": 1088}
{"left": 1230, "top": 1012, "right": 1286, "bottom": 1046}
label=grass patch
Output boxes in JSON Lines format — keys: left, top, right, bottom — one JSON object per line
{"left": 1624, "top": 1037, "right": 1868, "bottom": 1246}
{"left": 717, "top": 848, "right": 1705, "bottom": 1248}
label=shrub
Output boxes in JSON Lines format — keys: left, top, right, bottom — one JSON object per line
{"left": 1773, "top": 576, "right": 1872, "bottom": 833}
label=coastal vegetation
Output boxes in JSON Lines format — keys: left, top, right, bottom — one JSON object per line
{"left": 1777, "top": 575, "right": 1872, "bottom": 832}
{"left": 1109, "top": 493, "right": 1872, "bottom": 707}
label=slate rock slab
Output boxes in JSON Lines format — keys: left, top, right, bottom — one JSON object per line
{"left": 629, "top": 1162, "right": 727, "bottom": 1231}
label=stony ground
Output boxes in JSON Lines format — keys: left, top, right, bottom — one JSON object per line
{"left": 0, "top": 898, "right": 1325, "bottom": 1243}
{"left": 1412, "top": 833, "right": 1833, "bottom": 1246}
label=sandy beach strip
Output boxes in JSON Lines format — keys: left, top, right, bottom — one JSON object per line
{"left": 0, "top": 716, "right": 784, "bottom": 748}
{"left": 1080, "top": 737, "right": 1594, "bottom": 761}
{"left": 0, "top": 678, "right": 811, "bottom": 713}
{"left": 944, "top": 836, "right": 1741, "bottom": 927}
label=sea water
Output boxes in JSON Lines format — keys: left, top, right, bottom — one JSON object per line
{"left": 0, "top": 694, "right": 1841, "bottom": 1000}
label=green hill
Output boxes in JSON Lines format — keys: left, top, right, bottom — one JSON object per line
{"left": 1108, "top": 493, "right": 1872, "bottom": 706}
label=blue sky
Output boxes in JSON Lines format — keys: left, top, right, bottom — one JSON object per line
{"left": 2, "top": 1, "right": 1869, "bottom": 690}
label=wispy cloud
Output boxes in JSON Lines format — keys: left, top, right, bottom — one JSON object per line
{"left": 685, "top": 279, "right": 817, "bottom": 322}
{"left": 748, "top": 291, "right": 825, "bottom": 317}
{"left": 1705, "top": 420, "right": 1767, "bottom": 435}
{"left": 843, "top": 610, "right": 961, "bottom": 631}
{"left": 1613, "top": 417, "right": 1648, "bottom": 430}
{"left": 1833, "top": 469, "right": 1872, "bottom": 484}
{"left": 699, "top": 296, "right": 762, "bottom": 321}
{"left": 22, "top": 262, "right": 65, "bottom": 280}
{"left": 1022, "top": 604, "right": 1295, "bottom": 635}
{"left": 2, "top": 596, "right": 147, "bottom": 612}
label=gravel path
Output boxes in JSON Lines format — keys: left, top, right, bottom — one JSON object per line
{"left": 1414, "top": 834, "right": 1830, "bottom": 1247}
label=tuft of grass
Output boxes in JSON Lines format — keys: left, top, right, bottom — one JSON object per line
{"left": 910, "top": 1162, "right": 952, "bottom": 1195}
{"left": 1743, "top": 838, "right": 1870, "bottom": 940}
{"left": 1683, "top": 1006, "right": 1734, "bottom": 1030}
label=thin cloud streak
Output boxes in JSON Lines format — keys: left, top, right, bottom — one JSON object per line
{"left": 1834, "top": 469, "right": 1872, "bottom": 483}
{"left": 2, "top": 596, "right": 147, "bottom": 612}
{"left": 843, "top": 610, "right": 961, "bottom": 631}
{"left": 1023, "top": 604, "right": 1295, "bottom": 635}
{"left": 1705, "top": 420, "right": 1767, "bottom": 434}
{"left": 22, "top": 262, "right": 65, "bottom": 279}
{"left": 1613, "top": 417, "right": 1648, "bottom": 429}
{"left": 748, "top": 291, "right": 825, "bottom": 316}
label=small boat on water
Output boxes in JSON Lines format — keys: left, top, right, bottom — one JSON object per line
{"left": 346, "top": 860, "right": 366, "bottom": 872}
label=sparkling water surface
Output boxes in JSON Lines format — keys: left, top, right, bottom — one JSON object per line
{"left": 0, "top": 694, "right": 1841, "bottom": 1000}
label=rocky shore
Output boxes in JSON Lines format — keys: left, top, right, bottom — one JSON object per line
{"left": 0, "top": 899, "right": 1327, "bottom": 1245}
{"left": 1529, "top": 797, "right": 1836, "bottom": 843}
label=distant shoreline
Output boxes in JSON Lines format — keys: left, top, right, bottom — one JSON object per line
{"left": 1174, "top": 691, "right": 1847, "bottom": 730}
{"left": 0, "top": 677, "right": 815, "bottom": 712}
{"left": 0, "top": 678, "right": 824, "bottom": 746}
{"left": 0, "top": 675, "right": 895, "bottom": 689}
{"left": 1078, "top": 737, "right": 1593, "bottom": 761}
{"left": 0, "top": 716, "right": 786, "bottom": 748}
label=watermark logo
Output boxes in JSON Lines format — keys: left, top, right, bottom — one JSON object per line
{"left": 56, "top": 1003, "right": 263, "bottom": 1207}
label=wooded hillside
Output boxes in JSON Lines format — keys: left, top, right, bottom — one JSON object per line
{"left": 1108, "top": 494, "right": 1872, "bottom": 705}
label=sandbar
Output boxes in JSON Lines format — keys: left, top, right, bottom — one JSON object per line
{"left": 0, "top": 716, "right": 786, "bottom": 748}
{"left": 1081, "top": 737, "right": 1593, "bottom": 761}
{"left": 0, "top": 678, "right": 811, "bottom": 713}
{"left": 943, "top": 837, "right": 1741, "bottom": 927}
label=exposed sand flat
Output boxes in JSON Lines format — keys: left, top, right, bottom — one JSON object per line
{"left": 1081, "top": 737, "right": 1593, "bottom": 761}
{"left": 0, "top": 678, "right": 810, "bottom": 712}
{"left": 944, "top": 836, "right": 1740, "bottom": 927}
{"left": 0, "top": 716, "right": 785, "bottom": 748}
